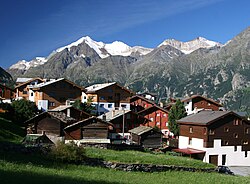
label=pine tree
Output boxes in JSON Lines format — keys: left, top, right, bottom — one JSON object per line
{"left": 168, "top": 99, "right": 187, "bottom": 137}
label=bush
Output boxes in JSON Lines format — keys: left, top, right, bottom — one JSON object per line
{"left": 49, "top": 142, "right": 86, "bottom": 163}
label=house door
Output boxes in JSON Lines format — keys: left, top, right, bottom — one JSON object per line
{"left": 209, "top": 155, "right": 218, "bottom": 165}
{"left": 222, "top": 154, "right": 226, "bottom": 165}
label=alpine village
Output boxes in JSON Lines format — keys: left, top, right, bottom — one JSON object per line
{"left": 1, "top": 27, "right": 250, "bottom": 183}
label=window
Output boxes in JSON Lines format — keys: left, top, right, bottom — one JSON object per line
{"left": 163, "top": 113, "right": 167, "bottom": 117}
{"left": 209, "top": 129, "right": 215, "bottom": 135}
{"left": 224, "top": 140, "right": 229, "bottom": 145}
{"left": 245, "top": 151, "right": 248, "bottom": 158}
{"left": 121, "top": 104, "right": 127, "bottom": 108}
{"left": 157, "top": 113, "right": 160, "bottom": 116}
{"left": 49, "top": 101, "right": 55, "bottom": 107}
{"left": 208, "top": 103, "right": 211, "bottom": 106}
{"left": 224, "top": 127, "right": 229, "bottom": 132}
{"left": 243, "top": 140, "right": 249, "bottom": 145}
{"left": 84, "top": 96, "right": 87, "bottom": 99}
{"left": 245, "top": 128, "right": 249, "bottom": 134}
{"left": 234, "top": 119, "right": 241, "bottom": 125}
{"left": 233, "top": 133, "right": 238, "bottom": 138}
{"left": 166, "top": 122, "right": 168, "bottom": 127}
{"left": 203, "top": 128, "right": 207, "bottom": 135}
{"left": 108, "top": 104, "right": 112, "bottom": 108}
{"left": 156, "top": 122, "right": 160, "bottom": 125}
{"left": 23, "top": 90, "right": 27, "bottom": 94}
{"left": 189, "top": 127, "right": 193, "bottom": 133}
{"left": 100, "top": 104, "right": 104, "bottom": 108}
{"left": 150, "top": 117, "right": 154, "bottom": 121}
{"left": 30, "top": 92, "right": 33, "bottom": 97}
{"left": 99, "top": 96, "right": 105, "bottom": 100}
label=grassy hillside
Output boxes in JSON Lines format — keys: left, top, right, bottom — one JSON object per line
{"left": 0, "top": 117, "right": 25, "bottom": 143}
{"left": 1, "top": 151, "right": 250, "bottom": 184}
{"left": 85, "top": 147, "right": 214, "bottom": 169}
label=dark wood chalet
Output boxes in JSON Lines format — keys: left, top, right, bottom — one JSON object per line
{"left": 0, "top": 83, "right": 14, "bottom": 101}
{"left": 129, "top": 126, "right": 162, "bottom": 148}
{"left": 25, "top": 111, "right": 77, "bottom": 143}
{"left": 49, "top": 105, "right": 91, "bottom": 121}
{"left": 64, "top": 117, "right": 114, "bottom": 146}
{"left": 177, "top": 111, "right": 250, "bottom": 166}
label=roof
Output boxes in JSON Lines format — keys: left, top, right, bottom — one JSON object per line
{"left": 177, "top": 111, "right": 236, "bottom": 125}
{"left": 129, "top": 126, "right": 153, "bottom": 135}
{"left": 173, "top": 148, "right": 206, "bottom": 154}
{"left": 64, "top": 116, "right": 113, "bottom": 130}
{"left": 28, "top": 78, "right": 85, "bottom": 91}
{"left": 86, "top": 82, "right": 116, "bottom": 92}
{"left": 98, "top": 110, "right": 131, "bottom": 121}
{"left": 15, "top": 77, "right": 44, "bottom": 88}
{"left": 181, "top": 95, "right": 222, "bottom": 107}
{"left": 77, "top": 139, "right": 110, "bottom": 144}
{"left": 16, "top": 78, "right": 33, "bottom": 83}
{"left": 49, "top": 105, "right": 73, "bottom": 112}
{"left": 25, "top": 111, "right": 76, "bottom": 125}
{"left": 130, "top": 95, "right": 156, "bottom": 105}
{"left": 137, "top": 105, "right": 168, "bottom": 115}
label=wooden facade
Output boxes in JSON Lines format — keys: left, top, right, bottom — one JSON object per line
{"left": 29, "top": 78, "right": 85, "bottom": 110}
{"left": 129, "top": 126, "right": 162, "bottom": 148}
{"left": 64, "top": 117, "right": 114, "bottom": 140}
{"left": 130, "top": 95, "right": 155, "bottom": 112}
{"left": 15, "top": 78, "right": 44, "bottom": 100}
{"left": 26, "top": 112, "right": 77, "bottom": 137}
{"left": 178, "top": 111, "right": 250, "bottom": 151}
{"left": 0, "top": 83, "right": 14, "bottom": 100}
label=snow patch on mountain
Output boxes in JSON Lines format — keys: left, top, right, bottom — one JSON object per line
{"left": 9, "top": 57, "right": 47, "bottom": 70}
{"left": 56, "top": 36, "right": 152, "bottom": 58}
{"left": 159, "top": 37, "right": 223, "bottom": 54}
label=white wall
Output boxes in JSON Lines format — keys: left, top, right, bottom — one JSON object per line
{"left": 29, "top": 89, "right": 35, "bottom": 102}
{"left": 178, "top": 136, "right": 250, "bottom": 166}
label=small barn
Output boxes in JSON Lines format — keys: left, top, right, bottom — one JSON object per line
{"left": 129, "top": 126, "right": 162, "bottom": 148}
{"left": 25, "top": 111, "right": 77, "bottom": 143}
{"left": 64, "top": 116, "right": 114, "bottom": 147}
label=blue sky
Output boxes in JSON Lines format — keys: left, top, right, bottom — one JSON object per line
{"left": 1, "top": 0, "right": 250, "bottom": 69}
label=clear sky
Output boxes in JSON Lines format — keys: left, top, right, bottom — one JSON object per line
{"left": 1, "top": 0, "right": 250, "bottom": 69}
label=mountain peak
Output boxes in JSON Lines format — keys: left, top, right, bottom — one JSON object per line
{"left": 159, "top": 37, "right": 222, "bottom": 54}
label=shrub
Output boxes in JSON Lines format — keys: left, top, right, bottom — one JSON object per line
{"left": 49, "top": 142, "right": 86, "bottom": 163}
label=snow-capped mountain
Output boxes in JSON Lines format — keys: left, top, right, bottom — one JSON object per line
{"left": 158, "top": 37, "right": 223, "bottom": 54}
{"left": 9, "top": 57, "right": 47, "bottom": 70}
{"left": 56, "top": 36, "right": 153, "bottom": 58}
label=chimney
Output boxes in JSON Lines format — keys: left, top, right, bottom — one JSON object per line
{"left": 102, "top": 114, "right": 106, "bottom": 121}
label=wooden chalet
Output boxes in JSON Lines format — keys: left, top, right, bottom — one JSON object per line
{"left": 177, "top": 111, "right": 250, "bottom": 166}
{"left": 64, "top": 116, "right": 114, "bottom": 146}
{"left": 0, "top": 83, "right": 14, "bottom": 102}
{"left": 83, "top": 82, "right": 134, "bottom": 115}
{"left": 25, "top": 111, "right": 77, "bottom": 143}
{"left": 129, "top": 126, "right": 162, "bottom": 148}
{"left": 130, "top": 95, "right": 155, "bottom": 112}
{"left": 15, "top": 77, "right": 45, "bottom": 100}
{"left": 28, "top": 78, "right": 85, "bottom": 111}
{"left": 167, "top": 95, "right": 223, "bottom": 115}
{"left": 49, "top": 105, "right": 91, "bottom": 121}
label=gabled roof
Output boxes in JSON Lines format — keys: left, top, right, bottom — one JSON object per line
{"left": 130, "top": 95, "right": 156, "bottom": 105}
{"left": 98, "top": 110, "right": 131, "bottom": 121}
{"left": 15, "top": 77, "right": 45, "bottom": 88}
{"left": 129, "top": 126, "right": 154, "bottom": 135}
{"left": 86, "top": 82, "right": 133, "bottom": 94}
{"left": 177, "top": 111, "right": 241, "bottom": 126}
{"left": 16, "top": 78, "right": 33, "bottom": 83}
{"left": 49, "top": 105, "right": 74, "bottom": 112}
{"left": 64, "top": 116, "right": 113, "bottom": 130}
{"left": 182, "top": 95, "right": 222, "bottom": 107}
{"left": 25, "top": 111, "right": 77, "bottom": 125}
{"left": 137, "top": 105, "right": 168, "bottom": 115}
{"left": 28, "top": 78, "right": 85, "bottom": 91}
